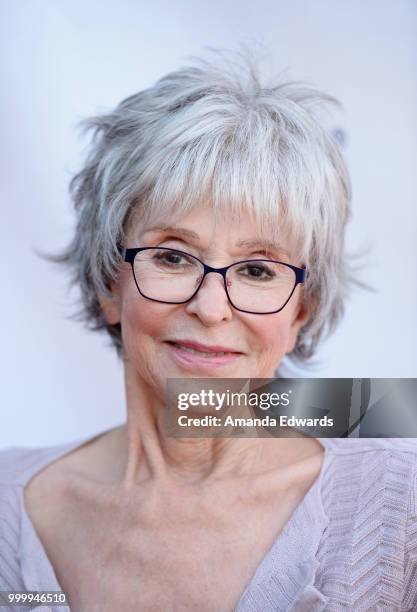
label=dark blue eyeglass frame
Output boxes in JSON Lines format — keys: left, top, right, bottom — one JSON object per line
{"left": 122, "top": 246, "right": 307, "bottom": 315}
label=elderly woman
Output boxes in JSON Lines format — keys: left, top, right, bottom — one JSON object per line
{"left": 1, "top": 53, "right": 417, "bottom": 612}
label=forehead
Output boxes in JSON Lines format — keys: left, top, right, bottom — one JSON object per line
{"left": 126, "top": 202, "right": 299, "bottom": 255}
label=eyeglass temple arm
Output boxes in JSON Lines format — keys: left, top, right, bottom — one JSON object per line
{"left": 117, "top": 243, "right": 130, "bottom": 262}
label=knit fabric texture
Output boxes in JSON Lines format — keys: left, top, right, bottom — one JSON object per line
{"left": 1, "top": 434, "right": 417, "bottom": 611}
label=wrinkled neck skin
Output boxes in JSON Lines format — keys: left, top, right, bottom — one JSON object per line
{"left": 119, "top": 359, "right": 314, "bottom": 490}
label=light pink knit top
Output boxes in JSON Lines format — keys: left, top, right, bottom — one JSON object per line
{"left": 1, "top": 434, "right": 417, "bottom": 611}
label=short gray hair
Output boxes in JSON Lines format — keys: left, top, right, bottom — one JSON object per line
{"left": 50, "top": 50, "right": 357, "bottom": 364}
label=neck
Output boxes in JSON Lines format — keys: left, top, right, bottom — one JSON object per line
{"left": 117, "top": 361, "right": 319, "bottom": 488}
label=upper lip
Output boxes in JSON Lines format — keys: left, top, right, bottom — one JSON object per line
{"left": 167, "top": 340, "right": 243, "bottom": 353}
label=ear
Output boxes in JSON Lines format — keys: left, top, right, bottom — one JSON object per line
{"left": 98, "top": 282, "right": 121, "bottom": 325}
{"left": 285, "top": 301, "right": 311, "bottom": 354}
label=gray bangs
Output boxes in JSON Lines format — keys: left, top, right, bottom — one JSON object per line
{"left": 46, "top": 50, "right": 356, "bottom": 363}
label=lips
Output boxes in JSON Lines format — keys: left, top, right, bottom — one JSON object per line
{"left": 166, "top": 340, "right": 243, "bottom": 370}
{"left": 166, "top": 340, "right": 242, "bottom": 356}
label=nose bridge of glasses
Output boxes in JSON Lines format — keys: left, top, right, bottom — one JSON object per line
{"left": 197, "top": 263, "right": 230, "bottom": 291}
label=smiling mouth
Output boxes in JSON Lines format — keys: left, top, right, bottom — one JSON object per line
{"left": 165, "top": 340, "right": 243, "bottom": 359}
{"left": 169, "top": 342, "right": 233, "bottom": 357}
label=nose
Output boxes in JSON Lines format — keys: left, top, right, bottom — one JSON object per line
{"left": 184, "top": 272, "right": 233, "bottom": 325}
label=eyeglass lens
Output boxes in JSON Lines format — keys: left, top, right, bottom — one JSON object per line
{"left": 132, "top": 248, "right": 296, "bottom": 313}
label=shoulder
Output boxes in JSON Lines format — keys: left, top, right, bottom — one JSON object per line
{"left": 312, "top": 438, "right": 417, "bottom": 610}
{"left": 0, "top": 437, "right": 98, "bottom": 592}
{"left": 0, "top": 443, "right": 82, "bottom": 489}
{"left": 0, "top": 443, "right": 72, "bottom": 538}
{"left": 321, "top": 437, "right": 417, "bottom": 456}
{"left": 0, "top": 428, "right": 117, "bottom": 487}
{"left": 321, "top": 438, "right": 417, "bottom": 516}
{"left": 320, "top": 438, "right": 417, "bottom": 494}
{"left": 317, "top": 438, "right": 417, "bottom": 609}
{"left": 0, "top": 444, "right": 68, "bottom": 594}
{"left": 0, "top": 445, "right": 59, "bottom": 486}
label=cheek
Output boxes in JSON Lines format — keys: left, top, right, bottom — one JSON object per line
{"left": 119, "top": 291, "right": 170, "bottom": 370}
{"left": 245, "top": 313, "right": 294, "bottom": 360}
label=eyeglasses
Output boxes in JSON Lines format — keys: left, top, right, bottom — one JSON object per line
{"left": 122, "top": 247, "right": 307, "bottom": 315}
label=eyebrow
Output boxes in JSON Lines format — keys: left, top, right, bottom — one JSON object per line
{"left": 145, "top": 225, "right": 289, "bottom": 256}
{"left": 235, "top": 238, "right": 290, "bottom": 256}
{"left": 146, "top": 225, "right": 200, "bottom": 240}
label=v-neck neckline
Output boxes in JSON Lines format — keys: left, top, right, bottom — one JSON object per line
{"left": 18, "top": 432, "right": 331, "bottom": 610}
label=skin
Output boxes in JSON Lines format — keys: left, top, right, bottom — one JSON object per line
{"left": 100, "top": 203, "right": 314, "bottom": 484}
{"left": 25, "top": 204, "right": 325, "bottom": 611}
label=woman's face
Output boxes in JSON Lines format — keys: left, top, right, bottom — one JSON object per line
{"left": 101, "top": 205, "right": 309, "bottom": 389}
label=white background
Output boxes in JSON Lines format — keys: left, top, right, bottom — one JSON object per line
{"left": 1, "top": 0, "right": 416, "bottom": 448}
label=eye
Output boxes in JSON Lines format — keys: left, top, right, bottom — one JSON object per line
{"left": 235, "top": 262, "right": 276, "bottom": 280}
{"left": 153, "top": 249, "right": 197, "bottom": 268}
